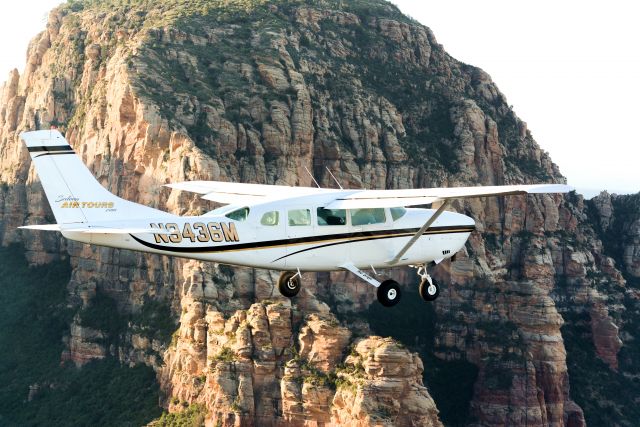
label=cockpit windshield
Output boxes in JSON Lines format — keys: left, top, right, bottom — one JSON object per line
{"left": 225, "top": 207, "right": 250, "bottom": 221}
{"left": 390, "top": 207, "right": 406, "bottom": 221}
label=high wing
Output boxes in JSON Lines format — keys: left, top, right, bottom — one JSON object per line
{"left": 167, "top": 181, "right": 572, "bottom": 208}
{"left": 165, "top": 181, "right": 334, "bottom": 205}
{"left": 325, "top": 183, "right": 573, "bottom": 209}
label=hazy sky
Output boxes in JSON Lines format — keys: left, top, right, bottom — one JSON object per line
{"left": 1, "top": 1, "right": 637, "bottom": 198}
{"left": 391, "top": 0, "right": 638, "bottom": 197}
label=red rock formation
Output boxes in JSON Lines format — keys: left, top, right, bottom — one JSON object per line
{"left": 0, "top": 1, "right": 636, "bottom": 425}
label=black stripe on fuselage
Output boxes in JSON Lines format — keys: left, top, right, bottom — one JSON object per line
{"left": 128, "top": 225, "right": 475, "bottom": 259}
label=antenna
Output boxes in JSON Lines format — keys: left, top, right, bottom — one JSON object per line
{"left": 325, "top": 166, "right": 343, "bottom": 189}
{"left": 304, "top": 166, "right": 321, "bottom": 188}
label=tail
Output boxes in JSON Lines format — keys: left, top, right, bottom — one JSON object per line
{"left": 21, "top": 130, "right": 170, "bottom": 224}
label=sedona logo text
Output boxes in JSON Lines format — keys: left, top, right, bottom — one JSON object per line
{"left": 60, "top": 201, "right": 115, "bottom": 208}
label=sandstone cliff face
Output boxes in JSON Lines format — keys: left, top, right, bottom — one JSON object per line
{"left": 0, "top": 0, "right": 636, "bottom": 425}
{"left": 591, "top": 192, "right": 640, "bottom": 280}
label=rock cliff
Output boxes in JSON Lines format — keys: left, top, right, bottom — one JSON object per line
{"left": 0, "top": 0, "right": 637, "bottom": 425}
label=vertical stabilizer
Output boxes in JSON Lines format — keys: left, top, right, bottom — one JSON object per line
{"left": 21, "top": 130, "right": 170, "bottom": 224}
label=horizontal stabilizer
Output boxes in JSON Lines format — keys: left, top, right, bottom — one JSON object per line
{"left": 19, "top": 224, "right": 171, "bottom": 235}
{"left": 19, "top": 224, "right": 62, "bottom": 231}
{"left": 70, "top": 226, "right": 172, "bottom": 235}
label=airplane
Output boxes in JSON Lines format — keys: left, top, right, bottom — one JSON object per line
{"left": 19, "top": 130, "right": 572, "bottom": 307}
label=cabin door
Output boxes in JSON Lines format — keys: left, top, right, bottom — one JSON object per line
{"left": 251, "top": 208, "right": 286, "bottom": 268}
{"left": 347, "top": 208, "right": 392, "bottom": 266}
{"left": 284, "top": 207, "right": 315, "bottom": 269}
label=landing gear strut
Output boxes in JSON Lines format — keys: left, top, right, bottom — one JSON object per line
{"left": 415, "top": 265, "right": 439, "bottom": 302}
{"left": 278, "top": 271, "right": 301, "bottom": 298}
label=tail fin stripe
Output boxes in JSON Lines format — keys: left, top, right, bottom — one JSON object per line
{"left": 34, "top": 151, "right": 76, "bottom": 158}
{"left": 27, "top": 145, "right": 74, "bottom": 153}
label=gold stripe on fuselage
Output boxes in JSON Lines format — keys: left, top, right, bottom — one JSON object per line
{"left": 137, "top": 226, "right": 475, "bottom": 254}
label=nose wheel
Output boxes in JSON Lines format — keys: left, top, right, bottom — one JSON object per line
{"left": 415, "top": 265, "right": 440, "bottom": 302}
{"left": 419, "top": 277, "right": 439, "bottom": 301}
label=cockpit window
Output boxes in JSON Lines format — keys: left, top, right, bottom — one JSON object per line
{"left": 260, "top": 211, "right": 279, "bottom": 226}
{"left": 317, "top": 207, "right": 346, "bottom": 226}
{"left": 350, "top": 208, "right": 386, "bottom": 226}
{"left": 288, "top": 209, "right": 311, "bottom": 226}
{"left": 390, "top": 207, "right": 407, "bottom": 221}
{"left": 225, "top": 207, "right": 250, "bottom": 221}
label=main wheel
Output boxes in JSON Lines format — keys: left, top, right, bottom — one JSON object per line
{"left": 419, "top": 278, "right": 439, "bottom": 302}
{"left": 278, "top": 271, "right": 301, "bottom": 298}
{"left": 377, "top": 280, "right": 401, "bottom": 307}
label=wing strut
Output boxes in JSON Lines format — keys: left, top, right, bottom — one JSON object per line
{"left": 386, "top": 199, "right": 451, "bottom": 265}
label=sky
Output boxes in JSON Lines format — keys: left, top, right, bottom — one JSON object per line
{"left": 390, "top": 0, "right": 639, "bottom": 198}
{"left": 0, "top": 1, "right": 638, "bottom": 198}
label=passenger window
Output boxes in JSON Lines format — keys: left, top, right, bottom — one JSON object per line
{"left": 390, "top": 207, "right": 407, "bottom": 221}
{"left": 350, "top": 208, "right": 386, "bottom": 226}
{"left": 225, "top": 207, "right": 250, "bottom": 221}
{"left": 317, "top": 207, "right": 346, "bottom": 226}
{"left": 288, "top": 209, "right": 311, "bottom": 226}
{"left": 260, "top": 211, "right": 279, "bottom": 226}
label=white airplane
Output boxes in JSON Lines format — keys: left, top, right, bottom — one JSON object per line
{"left": 19, "top": 130, "right": 572, "bottom": 307}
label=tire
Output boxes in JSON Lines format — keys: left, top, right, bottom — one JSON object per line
{"left": 377, "top": 280, "right": 401, "bottom": 307}
{"left": 419, "top": 278, "right": 439, "bottom": 302}
{"left": 278, "top": 271, "right": 301, "bottom": 298}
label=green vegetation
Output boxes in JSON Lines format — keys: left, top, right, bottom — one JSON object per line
{"left": 476, "top": 319, "right": 519, "bottom": 345}
{"left": 586, "top": 193, "right": 640, "bottom": 359}
{"left": 132, "top": 299, "right": 176, "bottom": 344}
{"left": 0, "top": 244, "right": 161, "bottom": 426}
{"left": 588, "top": 193, "right": 640, "bottom": 273}
{"left": 299, "top": 360, "right": 335, "bottom": 388}
{"left": 78, "top": 289, "right": 125, "bottom": 338}
{"left": 61, "top": 0, "right": 464, "bottom": 175}
{"left": 562, "top": 311, "right": 640, "bottom": 426}
{"left": 55, "top": 0, "right": 559, "bottom": 182}
{"left": 62, "top": 0, "right": 414, "bottom": 25}
{"left": 150, "top": 403, "right": 207, "bottom": 427}
{"left": 309, "top": 13, "right": 461, "bottom": 173}
{"left": 210, "top": 346, "right": 236, "bottom": 363}
{"left": 333, "top": 360, "right": 366, "bottom": 392}
{"left": 483, "top": 359, "right": 514, "bottom": 390}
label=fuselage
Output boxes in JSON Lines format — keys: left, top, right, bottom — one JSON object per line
{"left": 62, "top": 192, "right": 475, "bottom": 271}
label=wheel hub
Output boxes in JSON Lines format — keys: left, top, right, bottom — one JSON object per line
{"left": 287, "top": 280, "right": 297, "bottom": 290}
{"left": 387, "top": 288, "right": 397, "bottom": 300}
{"left": 427, "top": 284, "right": 437, "bottom": 295}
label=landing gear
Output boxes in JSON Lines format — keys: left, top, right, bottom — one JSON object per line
{"left": 415, "top": 265, "right": 439, "bottom": 302}
{"left": 278, "top": 271, "right": 301, "bottom": 298}
{"left": 377, "top": 279, "right": 401, "bottom": 307}
{"left": 419, "top": 277, "right": 439, "bottom": 301}
{"left": 339, "top": 262, "right": 403, "bottom": 308}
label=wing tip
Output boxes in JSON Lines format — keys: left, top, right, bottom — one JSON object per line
{"left": 526, "top": 183, "right": 575, "bottom": 194}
